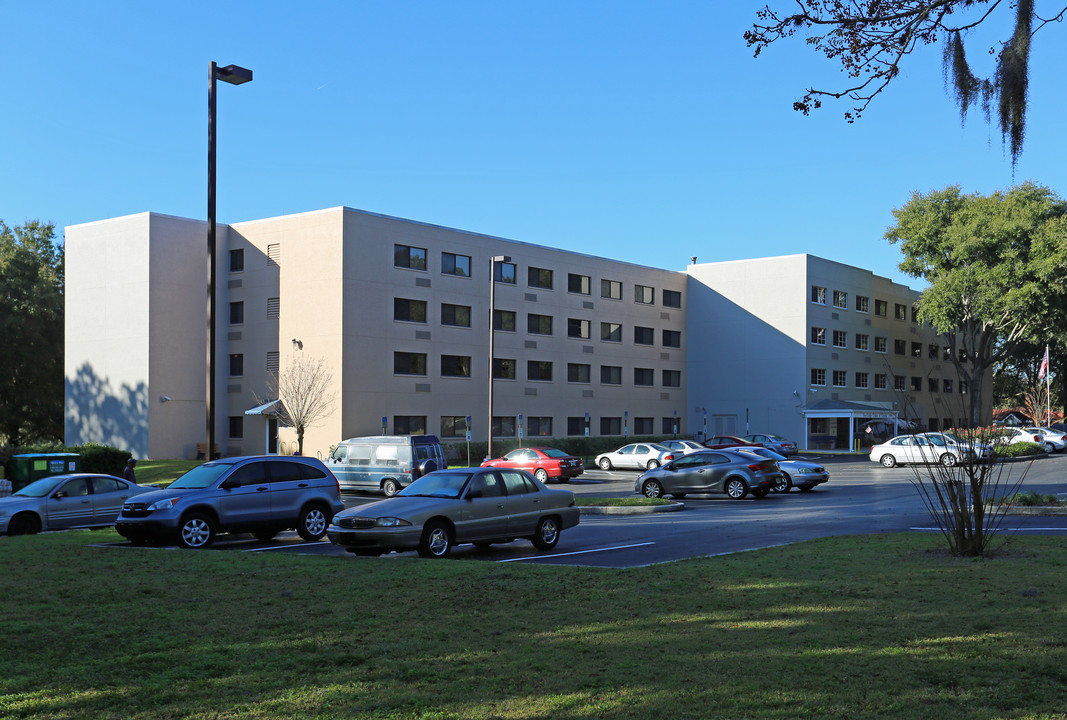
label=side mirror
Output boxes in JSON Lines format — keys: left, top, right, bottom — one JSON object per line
{"left": 52, "top": 491, "right": 68, "bottom": 499}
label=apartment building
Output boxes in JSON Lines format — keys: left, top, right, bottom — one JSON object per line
{"left": 64, "top": 208, "right": 987, "bottom": 459}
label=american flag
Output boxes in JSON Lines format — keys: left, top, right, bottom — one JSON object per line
{"left": 1039, "top": 345, "right": 1049, "bottom": 380}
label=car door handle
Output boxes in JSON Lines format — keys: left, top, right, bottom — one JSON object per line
{"left": 257, "top": 487, "right": 269, "bottom": 492}
{"left": 298, "top": 483, "right": 309, "bottom": 488}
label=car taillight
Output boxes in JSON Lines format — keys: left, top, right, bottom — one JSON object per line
{"left": 748, "top": 463, "right": 773, "bottom": 471}
{"left": 664, "top": 454, "right": 675, "bottom": 461}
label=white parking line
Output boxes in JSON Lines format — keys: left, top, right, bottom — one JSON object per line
{"left": 244, "top": 541, "right": 326, "bottom": 552}
{"left": 497, "top": 541, "right": 655, "bottom": 562}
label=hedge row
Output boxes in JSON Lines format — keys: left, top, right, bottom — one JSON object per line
{"left": 0, "top": 442, "right": 132, "bottom": 478}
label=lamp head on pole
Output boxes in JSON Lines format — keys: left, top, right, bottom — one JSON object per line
{"left": 215, "top": 64, "right": 253, "bottom": 85}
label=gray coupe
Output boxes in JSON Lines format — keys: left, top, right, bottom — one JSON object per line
{"left": 0, "top": 473, "right": 155, "bottom": 535}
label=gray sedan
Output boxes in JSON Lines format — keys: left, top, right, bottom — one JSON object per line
{"left": 326, "top": 467, "right": 581, "bottom": 558}
{"left": 734, "top": 447, "right": 829, "bottom": 492}
{"left": 634, "top": 449, "right": 779, "bottom": 499}
{"left": 0, "top": 473, "right": 154, "bottom": 535}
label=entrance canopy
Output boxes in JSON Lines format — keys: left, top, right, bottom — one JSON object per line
{"left": 245, "top": 399, "right": 286, "bottom": 417}
{"left": 802, "top": 399, "right": 902, "bottom": 451}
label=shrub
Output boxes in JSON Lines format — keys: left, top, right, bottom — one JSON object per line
{"left": 1006, "top": 491, "right": 1063, "bottom": 506}
{"left": 0, "top": 442, "right": 131, "bottom": 478}
{"left": 995, "top": 441, "right": 1044, "bottom": 458}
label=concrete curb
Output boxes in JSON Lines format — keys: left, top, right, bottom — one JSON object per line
{"left": 996, "top": 505, "right": 1067, "bottom": 516}
{"left": 579, "top": 502, "right": 684, "bottom": 515}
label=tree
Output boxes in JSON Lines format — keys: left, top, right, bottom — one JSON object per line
{"left": 745, "top": 1, "right": 1067, "bottom": 164}
{"left": 257, "top": 354, "right": 336, "bottom": 456}
{"left": 885, "top": 182, "right": 1067, "bottom": 428}
{"left": 0, "top": 220, "right": 64, "bottom": 445}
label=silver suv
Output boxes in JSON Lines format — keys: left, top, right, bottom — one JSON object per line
{"left": 116, "top": 456, "right": 345, "bottom": 548}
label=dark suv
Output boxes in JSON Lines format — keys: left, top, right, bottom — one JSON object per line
{"left": 116, "top": 456, "right": 345, "bottom": 548}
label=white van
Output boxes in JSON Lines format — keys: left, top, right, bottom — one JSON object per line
{"left": 326, "top": 435, "right": 447, "bottom": 496}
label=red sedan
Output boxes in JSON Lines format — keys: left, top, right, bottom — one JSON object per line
{"left": 481, "top": 447, "right": 584, "bottom": 483}
{"left": 703, "top": 435, "right": 764, "bottom": 450}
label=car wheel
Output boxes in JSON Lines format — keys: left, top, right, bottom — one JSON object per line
{"left": 598, "top": 457, "right": 612, "bottom": 471}
{"left": 641, "top": 479, "right": 664, "bottom": 498}
{"left": 880, "top": 454, "right": 897, "bottom": 468}
{"left": 418, "top": 521, "right": 453, "bottom": 558}
{"left": 1044, "top": 442, "right": 1055, "bottom": 454}
{"left": 296, "top": 504, "right": 329, "bottom": 541}
{"left": 178, "top": 513, "right": 216, "bottom": 549}
{"left": 773, "top": 473, "right": 792, "bottom": 493}
{"left": 725, "top": 478, "right": 747, "bottom": 499}
{"left": 8, "top": 512, "right": 41, "bottom": 536}
{"left": 940, "top": 453, "right": 958, "bottom": 467}
{"left": 531, "top": 516, "right": 561, "bottom": 550}
{"left": 646, "top": 459, "right": 660, "bottom": 470}
{"left": 382, "top": 478, "right": 400, "bottom": 497}
{"left": 254, "top": 529, "right": 279, "bottom": 541}
{"left": 534, "top": 468, "right": 550, "bottom": 484}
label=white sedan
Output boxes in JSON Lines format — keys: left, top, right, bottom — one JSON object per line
{"left": 869, "top": 433, "right": 990, "bottom": 468}
{"left": 1020, "top": 428, "right": 1066, "bottom": 453}
{"left": 595, "top": 443, "right": 678, "bottom": 471}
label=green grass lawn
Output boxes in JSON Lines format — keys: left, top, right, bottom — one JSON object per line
{"left": 133, "top": 459, "right": 202, "bottom": 486}
{"left": 1, "top": 531, "right": 1066, "bottom": 719}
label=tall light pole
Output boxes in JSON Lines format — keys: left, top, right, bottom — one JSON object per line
{"left": 488, "top": 255, "right": 511, "bottom": 461}
{"left": 207, "top": 62, "right": 252, "bottom": 460}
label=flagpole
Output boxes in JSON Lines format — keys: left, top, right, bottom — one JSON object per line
{"left": 1047, "top": 345, "right": 1052, "bottom": 427}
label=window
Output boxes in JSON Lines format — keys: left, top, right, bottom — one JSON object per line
{"left": 601, "top": 365, "right": 622, "bottom": 385}
{"left": 662, "top": 329, "right": 681, "bottom": 348}
{"left": 228, "top": 416, "right": 243, "bottom": 439}
{"left": 894, "top": 339, "right": 906, "bottom": 356}
{"left": 943, "top": 347, "right": 953, "bottom": 361}
{"left": 493, "top": 309, "right": 516, "bottom": 331}
{"left": 634, "top": 284, "right": 654, "bottom": 304}
{"left": 394, "top": 352, "right": 427, "bottom": 375}
{"left": 601, "top": 417, "right": 622, "bottom": 435}
{"left": 911, "top": 342, "right": 922, "bottom": 358}
{"left": 875, "top": 299, "right": 888, "bottom": 317}
{"left": 634, "top": 326, "right": 655, "bottom": 345}
{"left": 663, "top": 289, "right": 682, "bottom": 308}
{"left": 568, "top": 417, "right": 588, "bottom": 436}
{"left": 911, "top": 376, "right": 922, "bottom": 392}
{"left": 266, "top": 297, "right": 280, "bottom": 319}
{"left": 527, "top": 417, "right": 552, "bottom": 437}
{"left": 811, "top": 327, "right": 826, "bottom": 345}
{"left": 229, "top": 248, "right": 244, "bottom": 272}
{"left": 527, "top": 314, "right": 553, "bottom": 335}
{"left": 601, "top": 322, "right": 622, "bottom": 342}
{"left": 810, "top": 418, "right": 827, "bottom": 434}
{"left": 875, "top": 336, "right": 887, "bottom": 353}
{"left": 961, "top": 381, "right": 968, "bottom": 394}
{"left": 894, "top": 375, "right": 907, "bottom": 391}
{"left": 440, "top": 355, "right": 471, "bottom": 378}
{"left": 568, "top": 363, "right": 591, "bottom": 383}
{"left": 568, "top": 273, "right": 591, "bottom": 295}
{"left": 832, "top": 370, "right": 847, "bottom": 387}
{"left": 492, "top": 416, "right": 516, "bottom": 437}
{"left": 229, "top": 354, "right": 243, "bottom": 377}
{"left": 601, "top": 279, "right": 622, "bottom": 300}
{"left": 493, "top": 359, "right": 516, "bottom": 379}
{"left": 912, "top": 306, "right": 920, "bottom": 323}
{"left": 943, "top": 379, "right": 953, "bottom": 393}
{"left": 441, "top": 303, "right": 471, "bottom": 327}
{"left": 441, "top": 252, "right": 471, "bottom": 277}
{"left": 855, "top": 295, "right": 869, "bottom": 313}
{"left": 811, "top": 368, "right": 826, "bottom": 386}
{"left": 229, "top": 301, "right": 244, "bottom": 325}
{"left": 494, "top": 262, "right": 516, "bottom": 284}
{"left": 528, "top": 266, "right": 553, "bottom": 289}
{"left": 394, "top": 244, "right": 427, "bottom": 270}
{"left": 568, "top": 318, "right": 591, "bottom": 339}
{"left": 833, "top": 330, "right": 847, "bottom": 348}
{"left": 527, "top": 360, "right": 553, "bottom": 382}
{"left": 928, "top": 378, "right": 939, "bottom": 393}
{"left": 928, "top": 344, "right": 939, "bottom": 359}
{"left": 634, "top": 417, "right": 654, "bottom": 435}
{"left": 855, "top": 334, "right": 869, "bottom": 351}
{"left": 662, "top": 417, "right": 679, "bottom": 434}
{"left": 662, "top": 369, "right": 681, "bottom": 387}
{"left": 811, "top": 286, "right": 827, "bottom": 304}
{"left": 440, "top": 416, "right": 467, "bottom": 438}
{"left": 855, "top": 372, "right": 869, "bottom": 389}
{"left": 634, "top": 368, "right": 654, "bottom": 386}
{"left": 394, "top": 416, "right": 427, "bottom": 435}
{"left": 833, "top": 290, "right": 848, "bottom": 309}
{"left": 394, "top": 298, "right": 427, "bottom": 323}
{"left": 875, "top": 373, "right": 888, "bottom": 390}
{"left": 895, "top": 303, "right": 907, "bottom": 320}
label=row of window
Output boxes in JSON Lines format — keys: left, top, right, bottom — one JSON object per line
{"left": 810, "top": 286, "right": 917, "bottom": 321}
{"left": 388, "top": 415, "right": 682, "bottom": 439}
{"left": 394, "top": 352, "right": 681, "bottom": 387}
{"left": 810, "top": 368, "right": 964, "bottom": 393}
{"left": 395, "top": 244, "right": 683, "bottom": 308}
{"left": 810, "top": 330, "right": 964, "bottom": 361}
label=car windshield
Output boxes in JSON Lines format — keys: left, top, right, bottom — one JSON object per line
{"left": 12, "top": 476, "right": 64, "bottom": 498}
{"left": 540, "top": 448, "right": 570, "bottom": 458}
{"left": 397, "top": 471, "right": 473, "bottom": 499}
{"left": 168, "top": 462, "right": 236, "bottom": 489}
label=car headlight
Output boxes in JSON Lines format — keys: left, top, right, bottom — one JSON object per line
{"left": 147, "top": 497, "right": 181, "bottom": 511}
{"left": 374, "top": 517, "right": 412, "bottom": 528}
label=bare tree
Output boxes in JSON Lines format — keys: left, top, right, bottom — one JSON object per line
{"left": 256, "top": 354, "right": 336, "bottom": 456}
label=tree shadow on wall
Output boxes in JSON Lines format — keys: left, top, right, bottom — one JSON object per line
{"left": 65, "top": 362, "right": 149, "bottom": 458}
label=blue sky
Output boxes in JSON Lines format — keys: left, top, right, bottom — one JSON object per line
{"left": 3, "top": 2, "right": 1065, "bottom": 287}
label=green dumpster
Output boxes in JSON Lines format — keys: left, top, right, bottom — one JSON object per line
{"left": 7, "top": 453, "right": 81, "bottom": 492}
